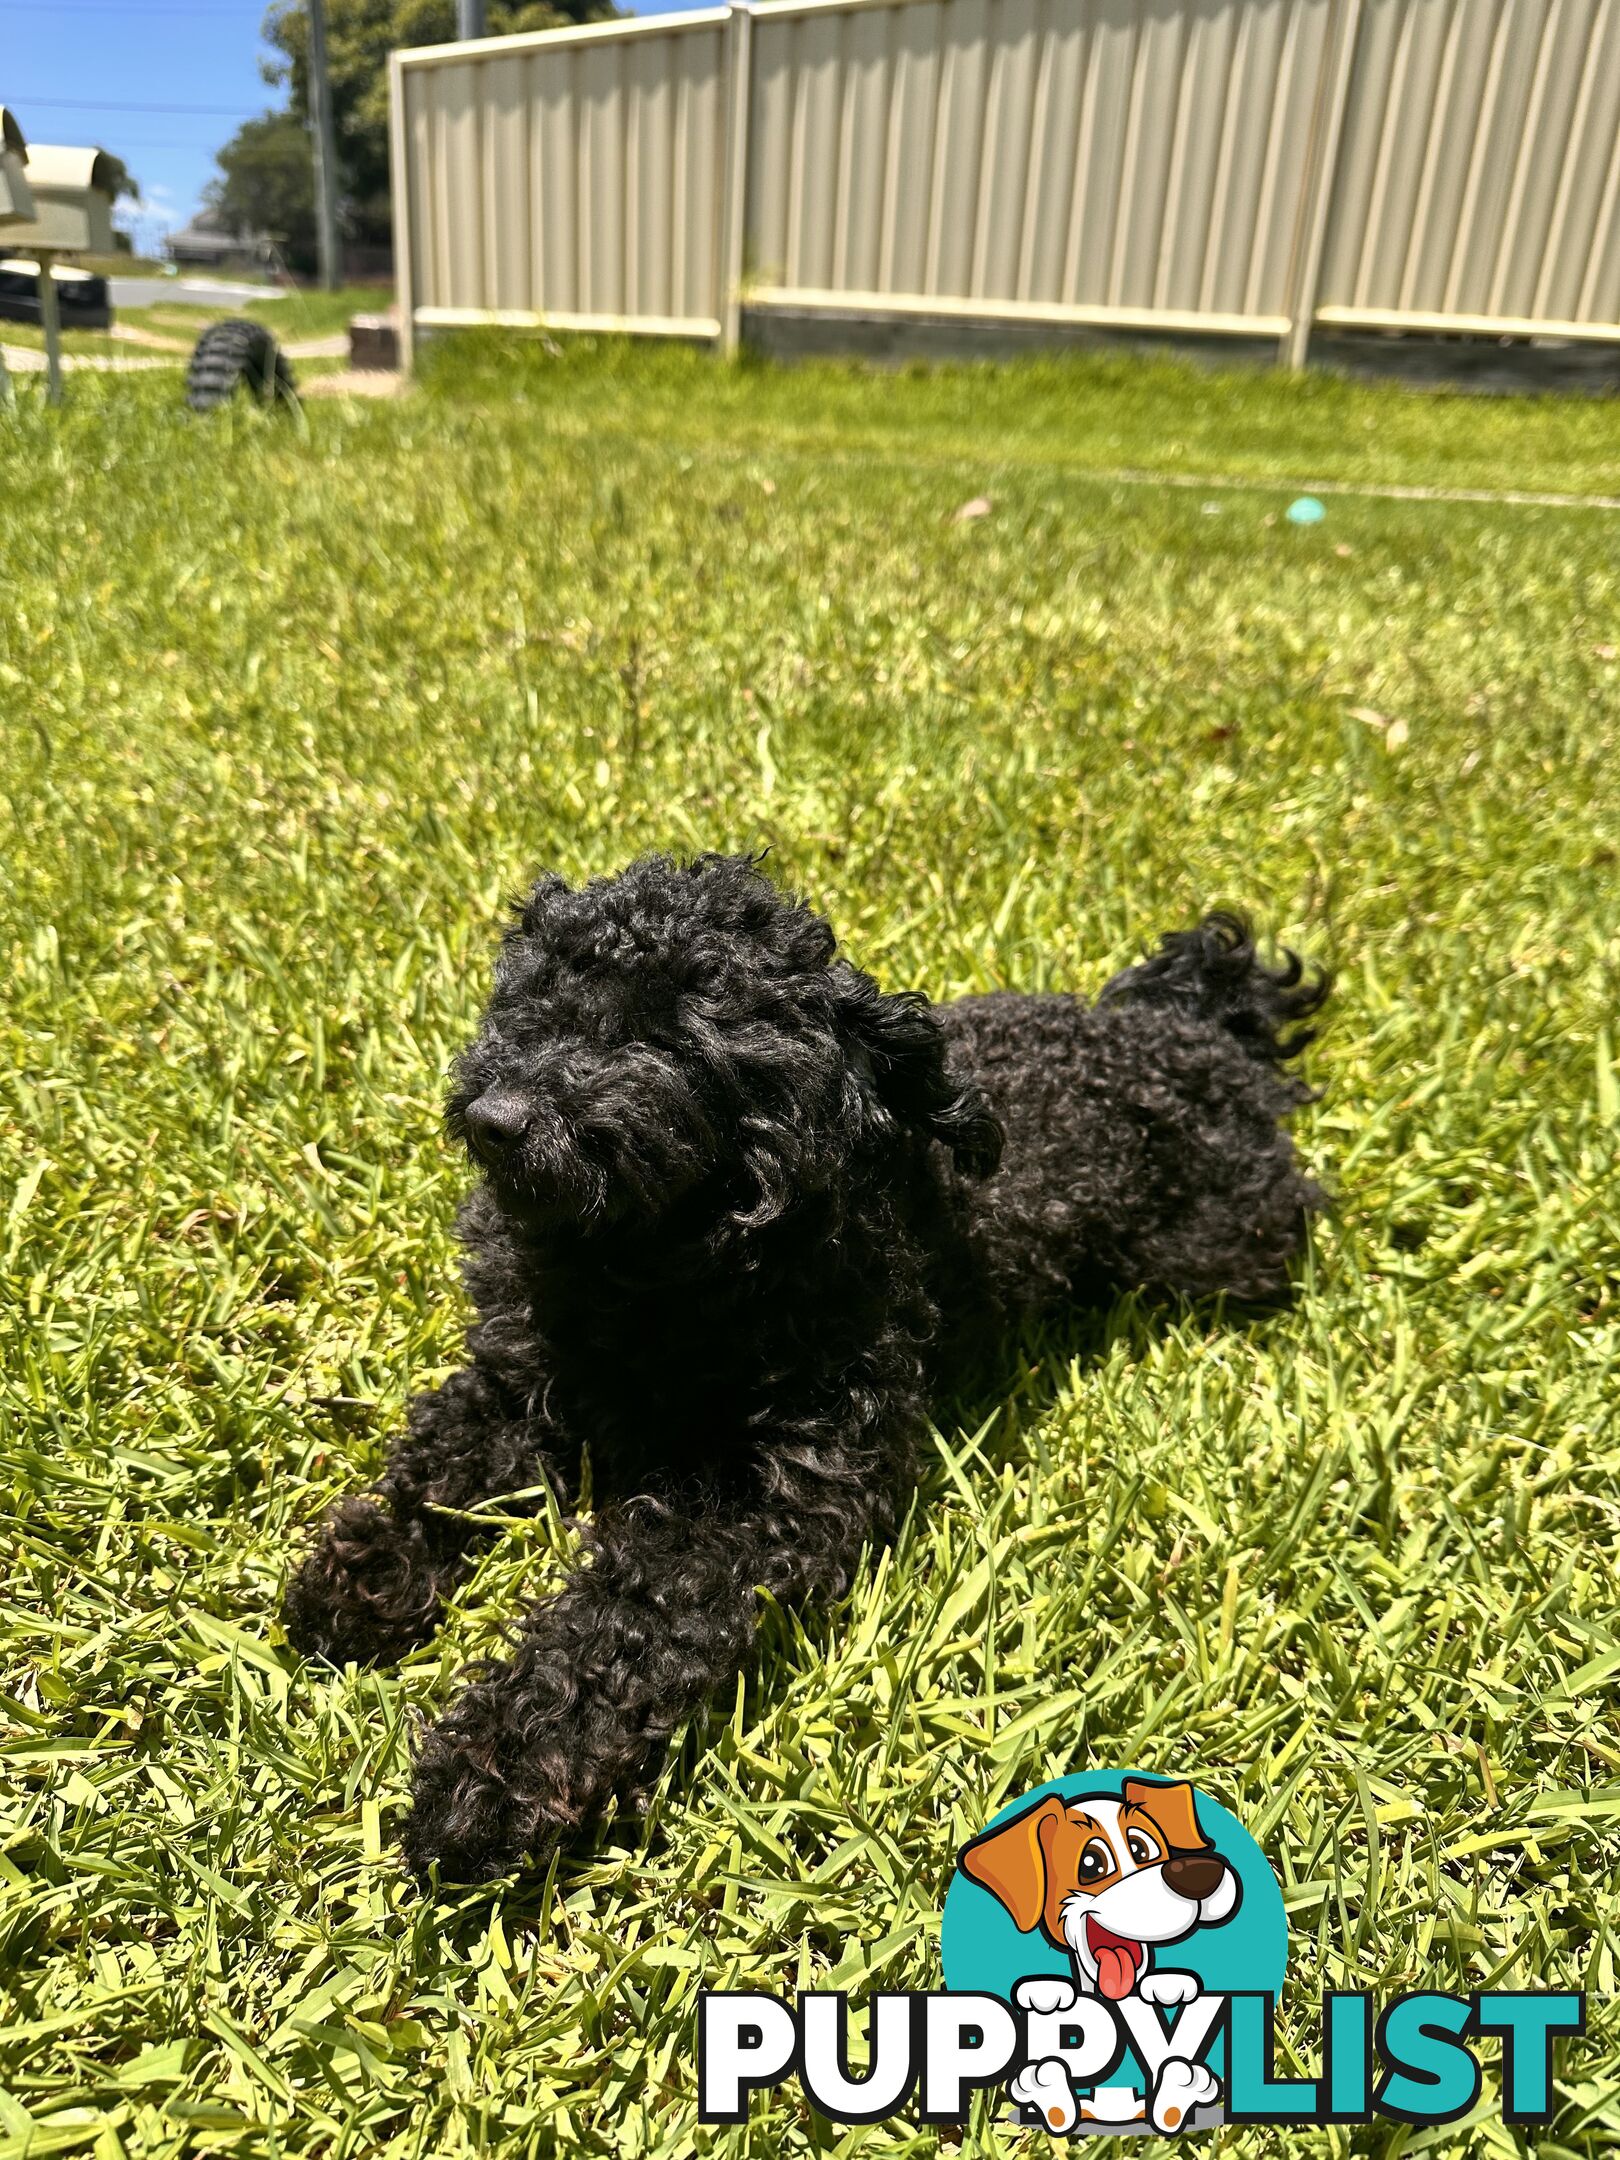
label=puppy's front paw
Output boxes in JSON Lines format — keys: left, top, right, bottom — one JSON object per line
{"left": 1014, "top": 1975, "right": 1079, "bottom": 2015}
{"left": 1010, "top": 2057, "right": 1079, "bottom": 2134}
{"left": 402, "top": 1689, "right": 605, "bottom": 1886}
{"left": 1138, "top": 1968, "right": 1201, "bottom": 2007}
{"left": 1150, "top": 2057, "right": 1219, "bottom": 2134}
{"left": 282, "top": 1498, "right": 446, "bottom": 1667}
{"left": 402, "top": 1726, "right": 560, "bottom": 1885}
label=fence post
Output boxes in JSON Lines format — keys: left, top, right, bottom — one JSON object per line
{"left": 719, "top": 0, "right": 754, "bottom": 355}
{"left": 389, "top": 49, "right": 417, "bottom": 372}
{"left": 1282, "top": 0, "right": 1362, "bottom": 370}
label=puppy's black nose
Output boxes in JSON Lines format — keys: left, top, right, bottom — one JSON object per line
{"left": 465, "top": 1091, "right": 531, "bottom": 1162}
{"left": 1162, "top": 1853, "right": 1226, "bottom": 1902}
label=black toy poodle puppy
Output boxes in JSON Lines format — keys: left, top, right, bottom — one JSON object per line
{"left": 283, "top": 852, "right": 1326, "bottom": 1882}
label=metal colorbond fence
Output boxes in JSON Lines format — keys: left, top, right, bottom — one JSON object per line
{"left": 390, "top": 0, "right": 1620, "bottom": 369}
{"left": 1318, "top": 0, "right": 1620, "bottom": 338}
{"left": 393, "top": 10, "right": 732, "bottom": 338}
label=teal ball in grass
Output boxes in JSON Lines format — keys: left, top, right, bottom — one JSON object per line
{"left": 1286, "top": 495, "right": 1327, "bottom": 525}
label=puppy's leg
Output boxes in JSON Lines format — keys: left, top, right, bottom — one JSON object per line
{"left": 282, "top": 1362, "right": 568, "bottom": 1668}
{"left": 1096, "top": 917, "right": 1328, "bottom": 1304}
{"left": 401, "top": 1437, "right": 893, "bottom": 1881}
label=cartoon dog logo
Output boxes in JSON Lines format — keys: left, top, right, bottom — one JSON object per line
{"left": 957, "top": 1778, "right": 1241, "bottom": 2134}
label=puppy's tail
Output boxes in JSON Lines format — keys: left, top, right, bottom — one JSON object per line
{"left": 1099, "top": 913, "right": 1328, "bottom": 1069}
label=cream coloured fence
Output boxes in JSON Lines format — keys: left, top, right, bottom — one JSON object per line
{"left": 392, "top": 9, "right": 734, "bottom": 349}
{"left": 1315, "top": 0, "right": 1620, "bottom": 341}
{"left": 391, "top": 0, "right": 1620, "bottom": 368}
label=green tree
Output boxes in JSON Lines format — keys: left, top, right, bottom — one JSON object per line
{"left": 259, "top": 0, "right": 620, "bottom": 246}
{"left": 100, "top": 154, "right": 140, "bottom": 204}
{"left": 206, "top": 111, "right": 317, "bottom": 272}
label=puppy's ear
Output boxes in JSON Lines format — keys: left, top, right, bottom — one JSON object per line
{"left": 829, "top": 961, "right": 1003, "bottom": 1175}
{"left": 958, "top": 1797, "right": 1064, "bottom": 1933}
{"left": 513, "top": 872, "right": 571, "bottom": 934}
{"left": 1123, "top": 1778, "right": 1212, "bottom": 1854}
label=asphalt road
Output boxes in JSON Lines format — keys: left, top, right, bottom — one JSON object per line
{"left": 107, "top": 277, "right": 286, "bottom": 309}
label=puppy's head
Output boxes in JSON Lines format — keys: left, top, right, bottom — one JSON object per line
{"left": 447, "top": 852, "right": 1002, "bottom": 1236}
{"left": 958, "top": 1780, "right": 1240, "bottom": 1999}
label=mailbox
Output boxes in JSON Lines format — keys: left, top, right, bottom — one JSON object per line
{"left": 0, "top": 108, "right": 34, "bottom": 226}
{"left": 1, "top": 143, "right": 117, "bottom": 254}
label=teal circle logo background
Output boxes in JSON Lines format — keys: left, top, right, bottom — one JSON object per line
{"left": 941, "top": 1770, "right": 1287, "bottom": 2006}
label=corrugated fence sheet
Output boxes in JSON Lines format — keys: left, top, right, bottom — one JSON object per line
{"left": 392, "top": 0, "right": 1620, "bottom": 362}
{"left": 745, "top": 0, "right": 1332, "bottom": 328}
{"left": 1318, "top": 0, "right": 1620, "bottom": 333}
{"left": 395, "top": 11, "right": 730, "bottom": 335}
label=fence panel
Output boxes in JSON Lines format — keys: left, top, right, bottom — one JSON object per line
{"left": 395, "top": 11, "right": 730, "bottom": 346}
{"left": 1316, "top": 0, "right": 1620, "bottom": 336}
{"left": 742, "top": 0, "right": 1336, "bottom": 333}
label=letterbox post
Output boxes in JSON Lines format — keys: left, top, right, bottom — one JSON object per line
{"left": 36, "top": 251, "right": 63, "bottom": 405}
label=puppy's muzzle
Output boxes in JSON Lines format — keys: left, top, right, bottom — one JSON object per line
{"left": 464, "top": 1089, "right": 533, "bottom": 1165}
{"left": 463, "top": 1091, "right": 613, "bottom": 1225}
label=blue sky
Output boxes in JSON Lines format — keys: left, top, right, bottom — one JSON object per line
{"left": 1, "top": 0, "right": 709, "bottom": 248}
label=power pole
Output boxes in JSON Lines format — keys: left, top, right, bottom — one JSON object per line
{"left": 458, "top": 0, "right": 487, "bottom": 36}
{"left": 307, "top": 0, "right": 342, "bottom": 291}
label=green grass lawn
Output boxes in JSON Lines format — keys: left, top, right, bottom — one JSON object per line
{"left": 0, "top": 320, "right": 128, "bottom": 362}
{"left": 2, "top": 340, "right": 1619, "bottom": 2159}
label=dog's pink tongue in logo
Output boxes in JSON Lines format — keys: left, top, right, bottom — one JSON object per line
{"left": 1087, "top": 1919, "right": 1144, "bottom": 2000}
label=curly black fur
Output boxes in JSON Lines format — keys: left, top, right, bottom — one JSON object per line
{"left": 282, "top": 854, "right": 1327, "bottom": 1882}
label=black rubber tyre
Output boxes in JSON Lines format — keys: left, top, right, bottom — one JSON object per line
{"left": 184, "top": 317, "right": 298, "bottom": 414}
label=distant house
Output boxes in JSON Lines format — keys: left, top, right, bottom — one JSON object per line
{"left": 166, "top": 210, "right": 275, "bottom": 276}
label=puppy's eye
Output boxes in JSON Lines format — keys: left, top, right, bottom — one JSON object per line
{"left": 1126, "top": 1829, "right": 1161, "bottom": 1866}
{"left": 1077, "top": 1840, "right": 1112, "bottom": 1883}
